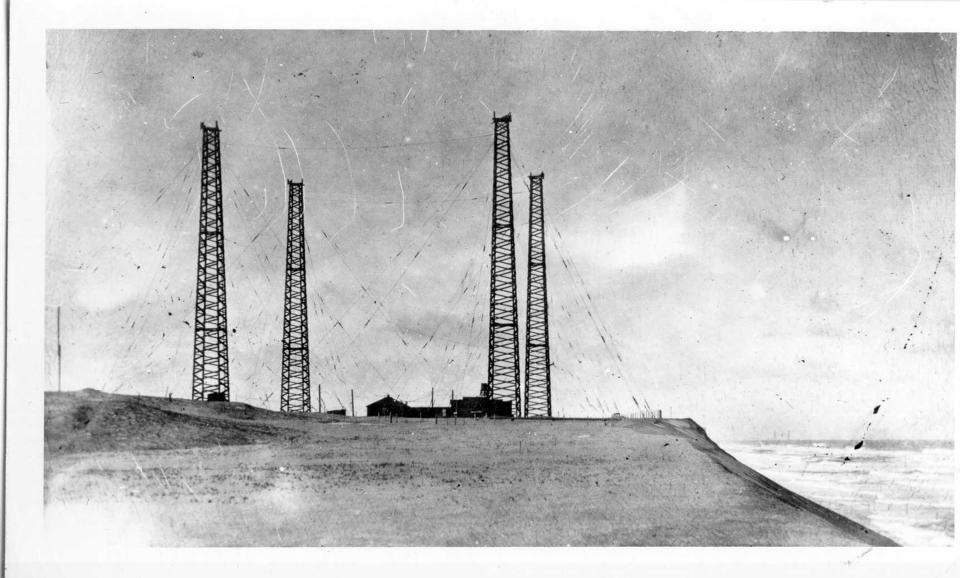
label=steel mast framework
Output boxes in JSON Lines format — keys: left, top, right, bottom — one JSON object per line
{"left": 486, "top": 113, "right": 522, "bottom": 416}
{"left": 524, "top": 172, "right": 552, "bottom": 417}
{"left": 280, "top": 180, "right": 312, "bottom": 413}
{"left": 191, "top": 122, "right": 230, "bottom": 401}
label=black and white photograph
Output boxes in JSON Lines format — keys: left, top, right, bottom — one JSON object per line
{"left": 4, "top": 0, "right": 959, "bottom": 575}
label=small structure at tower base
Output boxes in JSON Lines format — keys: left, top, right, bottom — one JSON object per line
{"left": 451, "top": 383, "right": 512, "bottom": 418}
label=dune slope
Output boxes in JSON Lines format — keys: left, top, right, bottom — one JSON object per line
{"left": 43, "top": 390, "right": 896, "bottom": 547}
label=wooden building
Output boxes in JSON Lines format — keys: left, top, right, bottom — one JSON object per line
{"left": 366, "top": 395, "right": 411, "bottom": 416}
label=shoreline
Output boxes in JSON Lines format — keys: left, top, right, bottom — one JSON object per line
{"left": 659, "top": 418, "right": 899, "bottom": 547}
{"left": 722, "top": 439, "right": 952, "bottom": 547}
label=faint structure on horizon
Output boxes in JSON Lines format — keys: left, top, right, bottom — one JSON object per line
{"left": 486, "top": 113, "right": 521, "bottom": 417}
{"left": 280, "top": 179, "right": 312, "bottom": 413}
{"left": 191, "top": 122, "right": 231, "bottom": 402}
{"left": 524, "top": 172, "right": 552, "bottom": 417}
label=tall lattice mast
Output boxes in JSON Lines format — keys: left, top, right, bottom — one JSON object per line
{"left": 280, "top": 179, "right": 311, "bottom": 413}
{"left": 524, "top": 172, "right": 552, "bottom": 417}
{"left": 486, "top": 113, "right": 521, "bottom": 416}
{"left": 191, "top": 122, "right": 230, "bottom": 401}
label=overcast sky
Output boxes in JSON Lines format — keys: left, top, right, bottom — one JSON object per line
{"left": 45, "top": 31, "right": 954, "bottom": 441}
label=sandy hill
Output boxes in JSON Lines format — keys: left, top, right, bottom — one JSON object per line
{"left": 43, "top": 390, "right": 897, "bottom": 547}
{"left": 44, "top": 388, "right": 343, "bottom": 454}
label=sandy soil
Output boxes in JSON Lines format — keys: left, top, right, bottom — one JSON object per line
{"left": 43, "top": 390, "right": 897, "bottom": 547}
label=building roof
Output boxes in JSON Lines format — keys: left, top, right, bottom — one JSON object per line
{"left": 366, "top": 395, "right": 409, "bottom": 409}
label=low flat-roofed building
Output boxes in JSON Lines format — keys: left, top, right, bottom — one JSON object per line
{"left": 450, "top": 396, "right": 512, "bottom": 418}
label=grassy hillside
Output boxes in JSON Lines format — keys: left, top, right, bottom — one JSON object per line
{"left": 43, "top": 390, "right": 896, "bottom": 547}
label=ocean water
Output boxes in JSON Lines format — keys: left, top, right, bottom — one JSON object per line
{"left": 723, "top": 440, "right": 954, "bottom": 546}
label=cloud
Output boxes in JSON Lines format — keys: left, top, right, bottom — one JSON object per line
{"left": 74, "top": 271, "right": 152, "bottom": 312}
{"left": 566, "top": 181, "right": 693, "bottom": 271}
